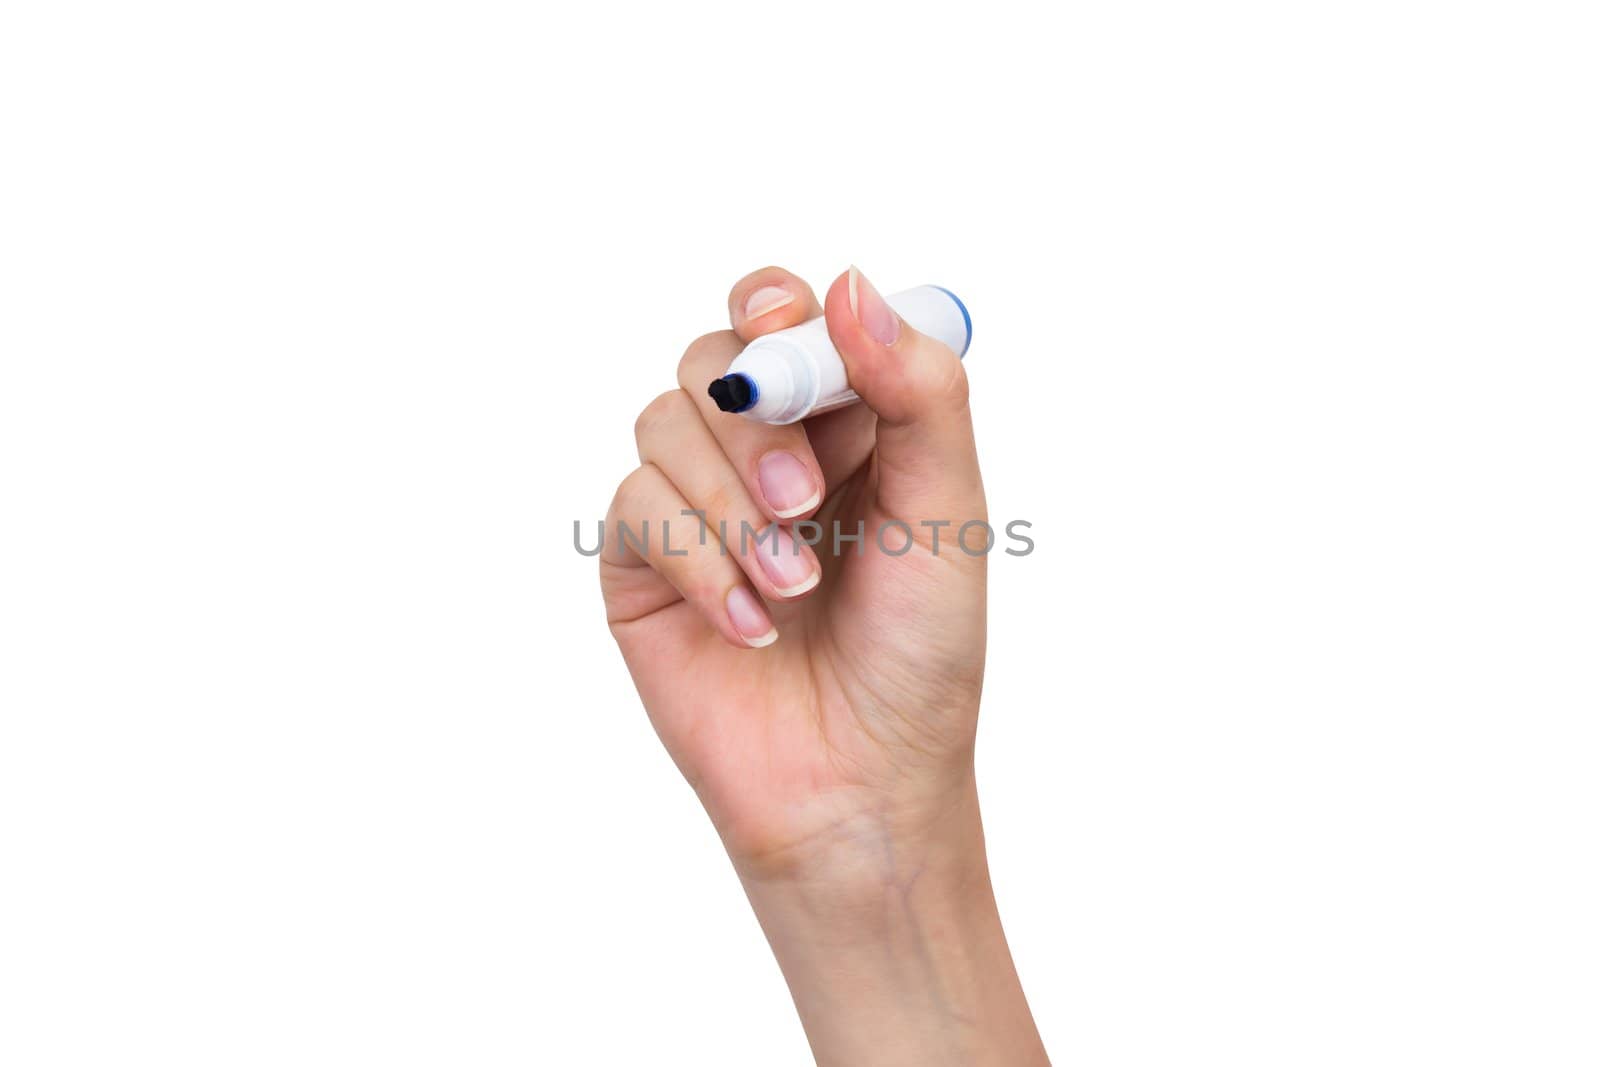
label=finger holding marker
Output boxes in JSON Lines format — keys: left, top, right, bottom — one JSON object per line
{"left": 823, "top": 266, "right": 985, "bottom": 522}
{"left": 726, "top": 266, "right": 881, "bottom": 500}
{"left": 633, "top": 388, "right": 822, "bottom": 602}
{"left": 677, "top": 322, "right": 826, "bottom": 525}
{"left": 727, "top": 266, "right": 821, "bottom": 341}
{"left": 733, "top": 267, "right": 878, "bottom": 519}
{"left": 709, "top": 274, "right": 973, "bottom": 501}
{"left": 601, "top": 464, "right": 780, "bottom": 650}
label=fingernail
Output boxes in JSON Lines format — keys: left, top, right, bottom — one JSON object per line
{"left": 743, "top": 285, "right": 795, "bottom": 320}
{"left": 847, "top": 265, "right": 899, "bottom": 346}
{"left": 726, "top": 586, "right": 778, "bottom": 648}
{"left": 757, "top": 451, "right": 821, "bottom": 518}
{"left": 751, "top": 524, "right": 820, "bottom": 598}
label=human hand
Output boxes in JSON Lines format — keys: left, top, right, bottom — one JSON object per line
{"left": 599, "top": 265, "right": 1045, "bottom": 1064}
{"left": 601, "top": 265, "right": 986, "bottom": 879}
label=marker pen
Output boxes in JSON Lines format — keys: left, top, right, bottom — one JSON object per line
{"left": 707, "top": 285, "right": 971, "bottom": 425}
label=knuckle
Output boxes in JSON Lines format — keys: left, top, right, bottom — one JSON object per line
{"left": 692, "top": 578, "right": 733, "bottom": 614}
{"left": 685, "top": 482, "right": 736, "bottom": 532}
{"left": 676, "top": 330, "right": 733, "bottom": 387}
{"left": 609, "top": 463, "right": 659, "bottom": 515}
{"left": 633, "top": 389, "right": 692, "bottom": 448}
{"left": 931, "top": 353, "right": 971, "bottom": 410}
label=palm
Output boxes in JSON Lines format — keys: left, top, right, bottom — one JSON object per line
{"left": 605, "top": 469, "right": 987, "bottom": 868}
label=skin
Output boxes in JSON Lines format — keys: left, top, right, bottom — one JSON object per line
{"left": 599, "top": 266, "right": 1049, "bottom": 1065}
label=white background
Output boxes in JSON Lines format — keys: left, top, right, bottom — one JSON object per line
{"left": 2, "top": 1, "right": 1597, "bottom": 1063}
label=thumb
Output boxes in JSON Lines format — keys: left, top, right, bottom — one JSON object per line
{"left": 824, "top": 267, "right": 985, "bottom": 522}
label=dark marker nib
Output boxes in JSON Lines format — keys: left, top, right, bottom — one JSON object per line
{"left": 707, "top": 373, "right": 756, "bottom": 414}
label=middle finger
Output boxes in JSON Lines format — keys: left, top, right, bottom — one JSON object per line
{"left": 634, "top": 387, "right": 821, "bottom": 602}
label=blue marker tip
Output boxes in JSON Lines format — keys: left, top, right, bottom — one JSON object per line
{"left": 708, "top": 372, "right": 758, "bottom": 414}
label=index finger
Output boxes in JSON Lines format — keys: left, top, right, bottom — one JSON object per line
{"left": 727, "top": 266, "right": 823, "bottom": 342}
{"left": 728, "top": 266, "right": 881, "bottom": 495}
{"left": 659, "top": 267, "right": 829, "bottom": 524}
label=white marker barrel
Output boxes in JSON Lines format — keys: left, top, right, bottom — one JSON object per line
{"left": 710, "top": 285, "right": 971, "bottom": 425}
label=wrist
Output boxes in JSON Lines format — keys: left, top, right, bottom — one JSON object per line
{"left": 736, "top": 777, "right": 1048, "bottom": 1065}
{"left": 736, "top": 768, "right": 990, "bottom": 912}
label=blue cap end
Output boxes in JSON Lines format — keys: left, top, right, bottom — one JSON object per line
{"left": 931, "top": 286, "right": 972, "bottom": 358}
{"left": 708, "top": 372, "right": 758, "bottom": 414}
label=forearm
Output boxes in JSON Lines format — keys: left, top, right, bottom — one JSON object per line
{"left": 739, "top": 779, "right": 1049, "bottom": 1066}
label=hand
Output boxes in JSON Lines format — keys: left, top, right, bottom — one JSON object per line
{"left": 602, "top": 264, "right": 984, "bottom": 874}
{"left": 599, "top": 266, "right": 1047, "bottom": 1065}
